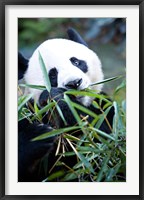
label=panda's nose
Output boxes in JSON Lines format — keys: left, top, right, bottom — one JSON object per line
{"left": 65, "top": 78, "right": 82, "bottom": 89}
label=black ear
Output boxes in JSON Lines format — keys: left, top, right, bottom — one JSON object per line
{"left": 18, "top": 52, "right": 28, "bottom": 80}
{"left": 67, "top": 27, "right": 88, "bottom": 47}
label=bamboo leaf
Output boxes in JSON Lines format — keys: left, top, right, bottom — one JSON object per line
{"left": 90, "top": 127, "right": 115, "bottom": 141}
{"left": 38, "top": 51, "right": 51, "bottom": 92}
{"left": 65, "top": 90, "right": 100, "bottom": 99}
{"left": 89, "top": 75, "right": 123, "bottom": 87}
{"left": 63, "top": 133, "right": 81, "bottom": 142}
{"left": 114, "top": 79, "right": 126, "bottom": 94}
{"left": 64, "top": 94, "right": 82, "bottom": 126}
{"left": 18, "top": 94, "right": 33, "bottom": 111}
{"left": 31, "top": 101, "right": 55, "bottom": 121}
{"left": 105, "top": 162, "right": 121, "bottom": 182}
{"left": 18, "top": 108, "right": 32, "bottom": 121}
{"left": 31, "top": 125, "right": 83, "bottom": 141}
{"left": 77, "top": 146, "right": 104, "bottom": 154}
{"left": 53, "top": 100, "right": 67, "bottom": 126}
{"left": 19, "top": 83, "right": 46, "bottom": 90}
{"left": 96, "top": 154, "right": 111, "bottom": 182}
{"left": 66, "top": 138, "right": 95, "bottom": 174}
{"left": 43, "top": 171, "right": 65, "bottom": 182}
{"left": 95, "top": 106, "right": 113, "bottom": 130}
{"left": 71, "top": 101, "right": 99, "bottom": 120}
{"left": 62, "top": 172, "right": 78, "bottom": 181}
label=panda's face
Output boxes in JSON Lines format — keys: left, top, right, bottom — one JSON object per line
{"left": 47, "top": 55, "right": 90, "bottom": 90}
{"left": 24, "top": 38, "right": 104, "bottom": 106}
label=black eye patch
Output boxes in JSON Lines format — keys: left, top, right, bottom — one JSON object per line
{"left": 48, "top": 68, "right": 58, "bottom": 87}
{"left": 70, "top": 57, "right": 88, "bottom": 73}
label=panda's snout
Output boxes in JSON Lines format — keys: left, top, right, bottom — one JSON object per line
{"left": 65, "top": 78, "right": 82, "bottom": 89}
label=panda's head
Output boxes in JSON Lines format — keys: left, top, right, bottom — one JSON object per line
{"left": 19, "top": 28, "right": 104, "bottom": 106}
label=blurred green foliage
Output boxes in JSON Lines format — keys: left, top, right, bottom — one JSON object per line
{"left": 18, "top": 18, "right": 126, "bottom": 51}
{"left": 19, "top": 18, "right": 81, "bottom": 48}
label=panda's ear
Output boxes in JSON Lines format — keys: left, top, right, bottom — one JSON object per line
{"left": 18, "top": 52, "right": 28, "bottom": 80}
{"left": 67, "top": 27, "right": 88, "bottom": 47}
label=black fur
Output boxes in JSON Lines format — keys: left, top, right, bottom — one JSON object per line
{"left": 67, "top": 27, "right": 88, "bottom": 47}
{"left": 48, "top": 67, "right": 58, "bottom": 87}
{"left": 18, "top": 52, "right": 28, "bottom": 79}
{"left": 18, "top": 119, "right": 56, "bottom": 182}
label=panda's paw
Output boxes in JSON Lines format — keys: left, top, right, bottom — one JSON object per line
{"left": 39, "top": 90, "right": 50, "bottom": 107}
{"left": 18, "top": 121, "right": 57, "bottom": 182}
{"left": 19, "top": 121, "right": 57, "bottom": 165}
{"left": 39, "top": 87, "right": 66, "bottom": 107}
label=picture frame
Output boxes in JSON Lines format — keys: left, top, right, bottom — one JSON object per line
{"left": 0, "top": 0, "right": 143, "bottom": 199}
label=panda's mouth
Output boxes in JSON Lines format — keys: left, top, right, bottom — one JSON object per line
{"left": 65, "top": 78, "right": 83, "bottom": 90}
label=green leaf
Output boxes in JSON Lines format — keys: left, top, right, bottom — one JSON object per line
{"left": 18, "top": 94, "right": 33, "bottom": 112}
{"left": 66, "top": 138, "right": 95, "bottom": 174}
{"left": 77, "top": 146, "right": 104, "bottom": 154}
{"left": 122, "top": 100, "right": 126, "bottom": 113}
{"left": 43, "top": 170, "right": 65, "bottom": 182}
{"left": 90, "top": 127, "right": 115, "bottom": 141}
{"left": 31, "top": 125, "right": 83, "bottom": 141}
{"left": 38, "top": 51, "right": 51, "bottom": 92}
{"left": 53, "top": 100, "right": 67, "bottom": 126}
{"left": 65, "top": 89, "right": 100, "bottom": 99}
{"left": 34, "top": 101, "right": 40, "bottom": 114}
{"left": 71, "top": 101, "right": 99, "bottom": 120}
{"left": 64, "top": 94, "right": 82, "bottom": 126}
{"left": 95, "top": 106, "right": 113, "bottom": 131}
{"left": 96, "top": 154, "right": 111, "bottom": 182}
{"left": 105, "top": 162, "right": 121, "bottom": 182}
{"left": 89, "top": 75, "right": 124, "bottom": 87}
{"left": 74, "top": 153, "right": 99, "bottom": 169}
{"left": 19, "top": 83, "right": 46, "bottom": 90}
{"left": 18, "top": 107, "right": 32, "bottom": 121}
{"left": 63, "top": 134, "right": 80, "bottom": 142}
{"left": 114, "top": 79, "right": 126, "bottom": 94}
{"left": 31, "top": 101, "right": 55, "bottom": 121}
{"left": 62, "top": 172, "right": 78, "bottom": 181}
{"left": 113, "top": 101, "right": 126, "bottom": 139}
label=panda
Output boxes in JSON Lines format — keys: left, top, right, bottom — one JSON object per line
{"left": 18, "top": 28, "right": 114, "bottom": 182}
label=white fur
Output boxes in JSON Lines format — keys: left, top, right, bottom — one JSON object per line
{"left": 24, "top": 38, "right": 104, "bottom": 106}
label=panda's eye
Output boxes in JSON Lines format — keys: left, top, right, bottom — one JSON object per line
{"left": 70, "top": 57, "right": 80, "bottom": 66}
{"left": 70, "top": 57, "right": 88, "bottom": 73}
{"left": 73, "top": 60, "right": 79, "bottom": 66}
